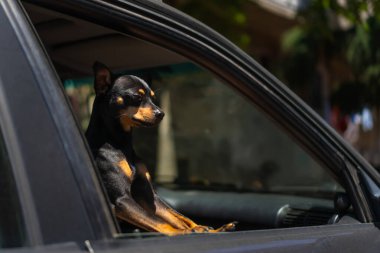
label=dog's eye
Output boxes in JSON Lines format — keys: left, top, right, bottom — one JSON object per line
{"left": 132, "top": 94, "right": 143, "bottom": 103}
{"left": 116, "top": 96, "right": 124, "bottom": 105}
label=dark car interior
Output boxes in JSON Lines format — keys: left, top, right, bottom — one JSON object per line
{"left": 21, "top": 2, "right": 358, "bottom": 235}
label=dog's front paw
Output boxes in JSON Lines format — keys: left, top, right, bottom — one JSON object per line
{"left": 214, "top": 221, "right": 238, "bottom": 232}
{"left": 191, "top": 225, "right": 214, "bottom": 233}
{"left": 190, "top": 222, "right": 237, "bottom": 233}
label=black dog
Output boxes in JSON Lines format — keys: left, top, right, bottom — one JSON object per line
{"left": 86, "top": 62, "right": 235, "bottom": 235}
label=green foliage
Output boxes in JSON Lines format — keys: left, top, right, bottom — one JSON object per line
{"left": 166, "top": 0, "right": 380, "bottom": 111}
{"left": 282, "top": 0, "right": 380, "bottom": 111}
{"left": 281, "top": 27, "right": 317, "bottom": 89}
{"left": 164, "top": 0, "right": 250, "bottom": 48}
{"left": 346, "top": 16, "right": 380, "bottom": 107}
{"left": 347, "top": 24, "right": 371, "bottom": 74}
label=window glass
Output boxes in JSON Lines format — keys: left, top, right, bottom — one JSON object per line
{"left": 65, "top": 62, "right": 341, "bottom": 196}
{"left": 0, "top": 131, "right": 26, "bottom": 248}
{"left": 64, "top": 61, "right": 344, "bottom": 232}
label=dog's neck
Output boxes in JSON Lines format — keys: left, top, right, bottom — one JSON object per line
{"left": 105, "top": 127, "right": 134, "bottom": 155}
{"left": 86, "top": 97, "right": 135, "bottom": 158}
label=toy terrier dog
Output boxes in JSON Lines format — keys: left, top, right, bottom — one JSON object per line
{"left": 86, "top": 62, "right": 236, "bottom": 235}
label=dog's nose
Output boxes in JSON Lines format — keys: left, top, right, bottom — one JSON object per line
{"left": 154, "top": 110, "right": 165, "bottom": 119}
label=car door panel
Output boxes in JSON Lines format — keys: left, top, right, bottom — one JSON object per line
{"left": 90, "top": 223, "right": 380, "bottom": 253}
{"left": 0, "top": 242, "right": 83, "bottom": 253}
{"left": 0, "top": 0, "right": 114, "bottom": 246}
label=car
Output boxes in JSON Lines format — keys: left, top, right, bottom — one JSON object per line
{"left": 1, "top": 0, "right": 380, "bottom": 252}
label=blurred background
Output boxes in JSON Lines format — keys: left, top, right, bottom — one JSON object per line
{"left": 165, "top": 0, "right": 380, "bottom": 170}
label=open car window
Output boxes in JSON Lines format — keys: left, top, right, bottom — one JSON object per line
{"left": 23, "top": 2, "right": 350, "bottom": 235}
{"left": 67, "top": 62, "right": 342, "bottom": 197}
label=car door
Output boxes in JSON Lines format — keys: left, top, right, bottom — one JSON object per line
{"left": 3, "top": 0, "right": 380, "bottom": 252}
{"left": 0, "top": 0, "right": 115, "bottom": 251}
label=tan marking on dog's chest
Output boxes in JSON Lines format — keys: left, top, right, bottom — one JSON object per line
{"left": 118, "top": 160, "right": 133, "bottom": 178}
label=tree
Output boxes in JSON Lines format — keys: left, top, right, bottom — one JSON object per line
{"left": 282, "top": 0, "right": 380, "bottom": 114}
{"left": 281, "top": 0, "right": 380, "bottom": 167}
{"left": 164, "top": 0, "right": 251, "bottom": 49}
{"left": 280, "top": 1, "right": 350, "bottom": 119}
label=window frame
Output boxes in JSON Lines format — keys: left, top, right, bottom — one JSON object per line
{"left": 23, "top": 0, "right": 380, "bottom": 224}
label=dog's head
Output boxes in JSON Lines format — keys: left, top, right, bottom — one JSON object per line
{"left": 93, "top": 62, "right": 164, "bottom": 131}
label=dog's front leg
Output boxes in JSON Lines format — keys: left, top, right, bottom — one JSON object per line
{"left": 115, "top": 194, "right": 191, "bottom": 235}
{"left": 135, "top": 162, "right": 236, "bottom": 233}
{"left": 153, "top": 195, "right": 237, "bottom": 233}
{"left": 97, "top": 154, "right": 188, "bottom": 235}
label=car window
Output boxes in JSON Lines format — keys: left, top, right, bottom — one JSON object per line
{"left": 23, "top": 3, "right": 348, "bottom": 235}
{"left": 0, "top": 130, "right": 26, "bottom": 248}
{"left": 66, "top": 62, "right": 341, "bottom": 195}
{"left": 65, "top": 62, "right": 345, "bottom": 232}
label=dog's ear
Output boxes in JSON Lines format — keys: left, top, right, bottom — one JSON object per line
{"left": 93, "top": 61, "right": 113, "bottom": 95}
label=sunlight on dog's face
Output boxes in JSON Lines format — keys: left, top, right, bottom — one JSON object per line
{"left": 111, "top": 75, "right": 165, "bottom": 131}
